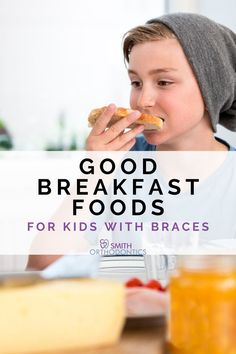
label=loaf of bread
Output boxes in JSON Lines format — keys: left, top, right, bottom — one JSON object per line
{"left": 88, "top": 107, "right": 163, "bottom": 130}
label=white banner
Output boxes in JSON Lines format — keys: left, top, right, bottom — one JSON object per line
{"left": 0, "top": 151, "right": 236, "bottom": 255}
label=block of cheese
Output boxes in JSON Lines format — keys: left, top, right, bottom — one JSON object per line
{"left": 0, "top": 279, "right": 125, "bottom": 354}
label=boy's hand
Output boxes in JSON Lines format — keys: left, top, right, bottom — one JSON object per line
{"left": 86, "top": 104, "right": 144, "bottom": 151}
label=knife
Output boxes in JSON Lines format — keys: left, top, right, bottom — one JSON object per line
{"left": 0, "top": 254, "right": 100, "bottom": 287}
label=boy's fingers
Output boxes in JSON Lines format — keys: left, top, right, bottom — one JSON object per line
{"left": 109, "top": 125, "right": 144, "bottom": 150}
{"left": 103, "top": 111, "right": 141, "bottom": 144}
{"left": 92, "top": 104, "right": 116, "bottom": 135}
{"left": 118, "top": 139, "right": 136, "bottom": 151}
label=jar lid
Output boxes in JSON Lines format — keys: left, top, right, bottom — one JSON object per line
{"left": 177, "top": 255, "right": 236, "bottom": 271}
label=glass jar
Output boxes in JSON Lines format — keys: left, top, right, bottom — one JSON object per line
{"left": 169, "top": 256, "right": 236, "bottom": 354}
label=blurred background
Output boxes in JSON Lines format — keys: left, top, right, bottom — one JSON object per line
{"left": 0, "top": 0, "right": 236, "bottom": 150}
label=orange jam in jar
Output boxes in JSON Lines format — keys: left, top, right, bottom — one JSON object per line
{"left": 169, "top": 256, "right": 236, "bottom": 354}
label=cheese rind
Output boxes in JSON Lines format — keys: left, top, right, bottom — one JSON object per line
{"left": 0, "top": 279, "right": 125, "bottom": 353}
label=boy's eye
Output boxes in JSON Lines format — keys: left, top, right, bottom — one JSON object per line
{"left": 131, "top": 81, "right": 142, "bottom": 88}
{"left": 158, "top": 80, "right": 173, "bottom": 86}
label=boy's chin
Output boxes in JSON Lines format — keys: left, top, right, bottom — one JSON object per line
{"left": 143, "top": 130, "right": 160, "bottom": 145}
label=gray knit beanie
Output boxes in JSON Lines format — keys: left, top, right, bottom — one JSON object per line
{"left": 147, "top": 13, "right": 236, "bottom": 132}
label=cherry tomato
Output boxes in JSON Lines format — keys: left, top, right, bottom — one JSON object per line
{"left": 145, "top": 279, "right": 166, "bottom": 292}
{"left": 125, "top": 277, "right": 144, "bottom": 288}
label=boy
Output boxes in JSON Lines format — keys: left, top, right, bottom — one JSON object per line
{"left": 86, "top": 13, "right": 236, "bottom": 152}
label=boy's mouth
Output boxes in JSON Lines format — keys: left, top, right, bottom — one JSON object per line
{"left": 142, "top": 116, "right": 165, "bottom": 131}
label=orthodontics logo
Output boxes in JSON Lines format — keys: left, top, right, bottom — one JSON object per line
{"left": 90, "top": 239, "right": 146, "bottom": 256}
{"left": 100, "top": 239, "right": 109, "bottom": 249}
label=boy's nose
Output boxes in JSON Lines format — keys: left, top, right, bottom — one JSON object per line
{"left": 137, "top": 89, "right": 156, "bottom": 109}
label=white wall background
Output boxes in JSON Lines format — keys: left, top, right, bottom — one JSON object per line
{"left": 0, "top": 0, "right": 164, "bottom": 149}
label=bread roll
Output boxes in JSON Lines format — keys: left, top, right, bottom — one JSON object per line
{"left": 88, "top": 107, "right": 163, "bottom": 130}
